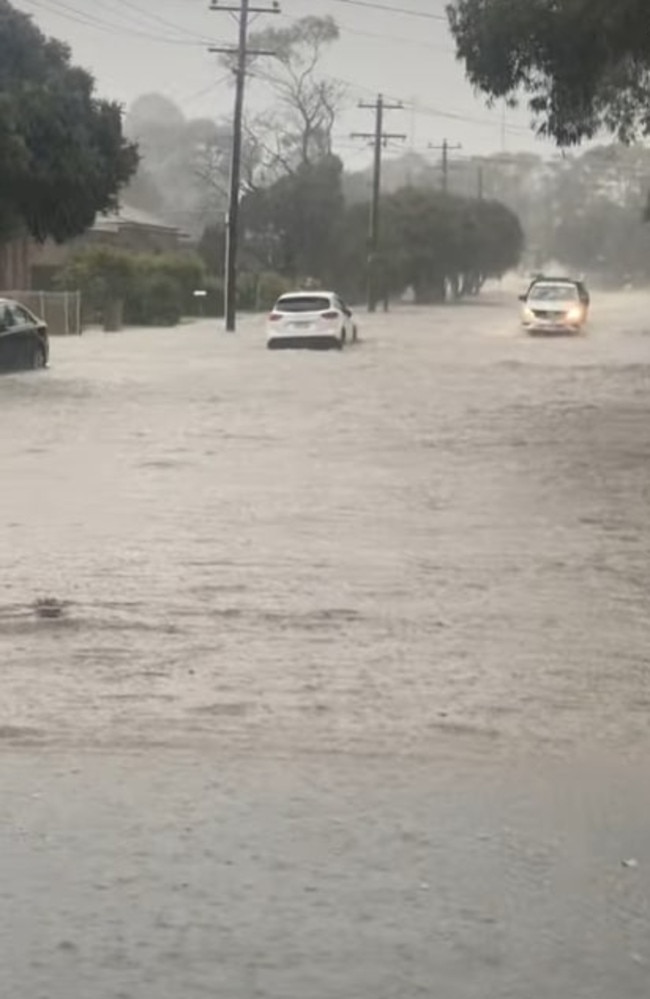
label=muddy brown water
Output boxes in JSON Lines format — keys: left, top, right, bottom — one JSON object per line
{"left": 1, "top": 291, "right": 650, "bottom": 997}
{"left": 1, "top": 291, "right": 650, "bottom": 756}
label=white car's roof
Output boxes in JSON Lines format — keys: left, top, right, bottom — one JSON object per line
{"left": 277, "top": 290, "right": 336, "bottom": 299}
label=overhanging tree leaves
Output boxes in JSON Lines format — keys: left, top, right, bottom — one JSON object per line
{"left": 447, "top": 0, "right": 650, "bottom": 145}
{"left": 0, "top": 0, "right": 138, "bottom": 241}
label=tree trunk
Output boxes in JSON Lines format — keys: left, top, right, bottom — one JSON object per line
{"left": 103, "top": 298, "right": 124, "bottom": 332}
{"left": 414, "top": 277, "right": 446, "bottom": 304}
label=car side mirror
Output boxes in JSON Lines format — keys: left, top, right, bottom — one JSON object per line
{"left": 518, "top": 294, "right": 526, "bottom": 302}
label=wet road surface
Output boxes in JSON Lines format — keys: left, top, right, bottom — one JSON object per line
{"left": 1, "top": 291, "right": 650, "bottom": 995}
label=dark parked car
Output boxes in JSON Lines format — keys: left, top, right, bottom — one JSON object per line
{"left": 0, "top": 298, "right": 49, "bottom": 372}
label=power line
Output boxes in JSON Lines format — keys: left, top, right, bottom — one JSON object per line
{"left": 401, "top": 98, "right": 532, "bottom": 135}
{"left": 352, "top": 94, "right": 406, "bottom": 312}
{"left": 330, "top": 0, "right": 447, "bottom": 20}
{"left": 278, "top": 10, "right": 453, "bottom": 51}
{"left": 327, "top": 70, "right": 532, "bottom": 136}
{"left": 106, "top": 0, "right": 218, "bottom": 43}
{"left": 210, "top": 0, "right": 280, "bottom": 333}
{"left": 18, "top": 0, "right": 223, "bottom": 45}
{"left": 176, "top": 72, "right": 234, "bottom": 107}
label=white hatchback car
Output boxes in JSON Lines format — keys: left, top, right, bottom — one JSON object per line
{"left": 267, "top": 291, "right": 358, "bottom": 350}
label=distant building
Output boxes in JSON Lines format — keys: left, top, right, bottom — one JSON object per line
{"left": 0, "top": 204, "right": 185, "bottom": 291}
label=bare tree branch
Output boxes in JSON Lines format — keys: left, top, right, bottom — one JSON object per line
{"left": 221, "top": 16, "right": 345, "bottom": 172}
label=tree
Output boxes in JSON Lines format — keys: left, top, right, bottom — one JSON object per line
{"left": 60, "top": 247, "right": 136, "bottom": 331}
{"left": 224, "top": 16, "right": 344, "bottom": 172}
{"left": 0, "top": 0, "right": 137, "bottom": 242}
{"left": 340, "top": 188, "right": 524, "bottom": 304}
{"left": 239, "top": 154, "right": 345, "bottom": 282}
{"left": 447, "top": 0, "right": 650, "bottom": 144}
{"left": 60, "top": 247, "right": 207, "bottom": 329}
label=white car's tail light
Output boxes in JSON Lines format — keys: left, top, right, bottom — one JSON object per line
{"left": 321, "top": 310, "right": 339, "bottom": 320}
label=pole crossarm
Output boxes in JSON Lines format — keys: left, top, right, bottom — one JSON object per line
{"left": 209, "top": 0, "right": 280, "bottom": 332}
{"left": 351, "top": 94, "right": 405, "bottom": 313}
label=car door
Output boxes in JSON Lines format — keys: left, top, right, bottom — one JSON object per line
{"left": 0, "top": 303, "right": 37, "bottom": 370}
{"left": 0, "top": 303, "right": 23, "bottom": 370}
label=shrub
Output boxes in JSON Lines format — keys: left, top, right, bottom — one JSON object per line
{"left": 58, "top": 247, "right": 207, "bottom": 328}
{"left": 124, "top": 271, "right": 182, "bottom": 327}
{"left": 237, "top": 271, "right": 292, "bottom": 312}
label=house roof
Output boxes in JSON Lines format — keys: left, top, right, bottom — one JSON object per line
{"left": 93, "top": 204, "right": 180, "bottom": 234}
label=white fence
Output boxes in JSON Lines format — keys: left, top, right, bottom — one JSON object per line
{"left": 3, "top": 290, "right": 82, "bottom": 336}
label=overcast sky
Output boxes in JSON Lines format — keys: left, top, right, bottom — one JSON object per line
{"left": 14, "top": 0, "right": 560, "bottom": 166}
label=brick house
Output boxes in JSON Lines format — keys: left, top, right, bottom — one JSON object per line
{"left": 0, "top": 205, "right": 184, "bottom": 292}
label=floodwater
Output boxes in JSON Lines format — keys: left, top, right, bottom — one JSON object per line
{"left": 2, "top": 290, "right": 650, "bottom": 997}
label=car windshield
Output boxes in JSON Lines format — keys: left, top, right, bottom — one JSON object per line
{"left": 530, "top": 284, "right": 578, "bottom": 302}
{"left": 276, "top": 296, "right": 331, "bottom": 313}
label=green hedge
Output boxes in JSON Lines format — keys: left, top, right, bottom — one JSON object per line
{"left": 58, "top": 247, "right": 206, "bottom": 328}
{"left": 59, "top": 245, "right": 293, "bottom": 326}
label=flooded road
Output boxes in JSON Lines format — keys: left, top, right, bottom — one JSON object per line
{"left": 2, "top": 291, "right": 650, "bottom": 996}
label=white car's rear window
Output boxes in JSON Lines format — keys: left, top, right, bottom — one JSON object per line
{"left": 276, "top": 296, "right": 331, "bottom": 313}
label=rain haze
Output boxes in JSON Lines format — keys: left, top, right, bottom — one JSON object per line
{"left": 12, "top": 0, "right": 554, "bottom": 160}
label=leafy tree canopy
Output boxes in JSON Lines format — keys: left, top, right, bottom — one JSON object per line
{"left": 240, "top": 154, "right": 345, "bottom": 280}
{"left": 0, "top": 0, "right": 138, "bottom": 242}
{"left": 379, "top": 188, "right": 523, "bottom": 302}
{"left": 224, "top": 164, "right": 524, "bottom": 305}
{"left": 447, "top": 0, "right": 650, "bottom": 144}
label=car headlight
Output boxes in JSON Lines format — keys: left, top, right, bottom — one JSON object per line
{"left": 523, "top": 307, "right": 535, "bottom": 321}
{"left": 566, "top": 307, "right": 583, "bottom": 323}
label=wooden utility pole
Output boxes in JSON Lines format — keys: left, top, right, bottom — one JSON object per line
{"left": 352, "top": 95, "right": 405, "bottom": 313}
{"left": 429, "top": 139, "right": 462, "bottom": 195}
{"left": 473, "top": 153, "right": 521, "bottom": 202}
{"left": 210, "top": 0, "right": 279, "bottom": 332}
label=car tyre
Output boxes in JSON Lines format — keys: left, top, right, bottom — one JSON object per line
{"left": 31, "top": 343, "right": 46, "bottom": 369}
